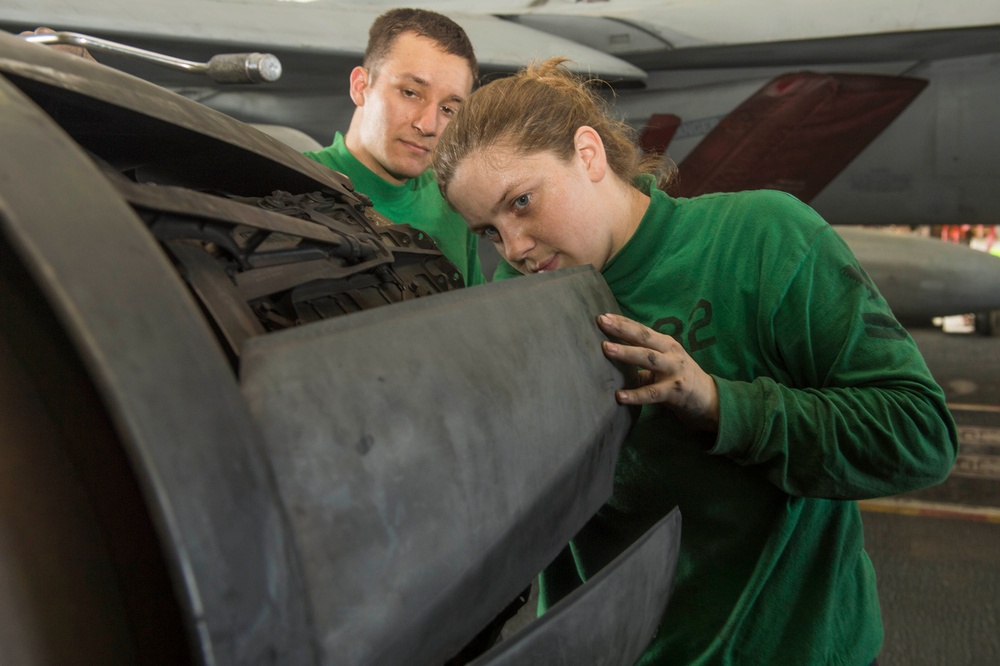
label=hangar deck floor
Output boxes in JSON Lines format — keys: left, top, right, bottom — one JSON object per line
{"left": 865, "top": 326, "right": 1000, "bottom": 666}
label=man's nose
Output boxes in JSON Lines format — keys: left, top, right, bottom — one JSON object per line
{"left": 412, "top": 102, "right": 439, "bottom": 136}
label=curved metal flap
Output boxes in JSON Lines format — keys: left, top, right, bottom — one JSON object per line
{"left": 239, "top": 267, "right": 637, "bottom": 665}
{"left": 472, "top": 507, "right": 682, "bottom": 666}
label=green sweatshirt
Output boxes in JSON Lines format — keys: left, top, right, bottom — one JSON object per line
{"left": 304, "top": 132, "right": 485, "bottom": 286}
{"left": 498, "top": 184, "right": 957, "bottom": 665}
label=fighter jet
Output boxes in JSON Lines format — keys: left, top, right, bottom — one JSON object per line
{"left": 0, "top": 3, "right": 994, "bottom": 664}
{"left": 0, "top": 25, "right": 678, "bottom": 666}
{"left": 4, "top": 0, "right": 998, "bottom": 324}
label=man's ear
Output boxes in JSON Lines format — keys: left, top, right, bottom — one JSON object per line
{"left": 349, "top": 66, "right": 370, "bottom": 106}
{"left": 574, "top": 126, "right": 607, "bottom": 183}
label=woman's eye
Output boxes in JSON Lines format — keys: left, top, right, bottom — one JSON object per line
{"left": 482, "top": 226, "right": 501, "bottom": 243}
{"left": 513, "top": 193, "right": 530, "bottom": 210}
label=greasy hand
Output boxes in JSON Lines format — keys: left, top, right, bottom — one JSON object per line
{"left": 19, "top": 27, "right": 97, "bottom": 61}
{"left": 598, "top": 313, "right": 720, "bottom": 432}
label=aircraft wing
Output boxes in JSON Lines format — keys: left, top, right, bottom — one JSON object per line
{"left": 627, "top": 66, "right": 1000, "bottom": 325}
{"left": 0, "top": 0, "right": 646, "bottom": 81}
{"left": 0, "top": 0, "right": 646, "bottom": 141}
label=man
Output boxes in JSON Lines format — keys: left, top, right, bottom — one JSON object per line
{"left": 304, "top": 8, "right": 486, "bottom": 285}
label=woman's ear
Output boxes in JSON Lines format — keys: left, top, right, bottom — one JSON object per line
{"left": 349, "top": 66, "right": 370, "bottom": 106}
{"left": 574, "top": 126, "right": 607, "bottom": 183}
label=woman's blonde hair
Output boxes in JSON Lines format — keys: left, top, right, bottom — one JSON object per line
{"left": 433, "top": 58, "right": 672, "bottom": 201}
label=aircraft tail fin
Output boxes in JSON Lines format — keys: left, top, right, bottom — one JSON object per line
{"left": 637, "top": 113, "right": 681, "bottom": 156}
{"left": 667, "top": 72, "right": 927, "bottom": 201}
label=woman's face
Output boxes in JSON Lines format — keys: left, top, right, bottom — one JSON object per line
{"left": 445, "top": 133, "right": 622, "bottom": 275}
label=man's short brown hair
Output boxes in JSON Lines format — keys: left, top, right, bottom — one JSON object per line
{"left": 364, "top": 8, "right": 478, "bottom": 80}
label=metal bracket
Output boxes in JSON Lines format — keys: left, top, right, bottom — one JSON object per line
{"left": 22, "top": 30, "right": 281, "bottom": 83}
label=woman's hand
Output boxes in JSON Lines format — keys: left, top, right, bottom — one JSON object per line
{"left": 598, "top": 313, "right": 720, "bottom": 432}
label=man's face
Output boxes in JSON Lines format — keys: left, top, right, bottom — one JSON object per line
{"left": 347, "top": 32, "right": 474, "bottom": 184}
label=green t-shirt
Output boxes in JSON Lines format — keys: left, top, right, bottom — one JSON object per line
{"left": 304, "top": 132, "right": 485, "bottom": 286}
{"left": 500, "top": 183, "right": 957, "bottom": 665}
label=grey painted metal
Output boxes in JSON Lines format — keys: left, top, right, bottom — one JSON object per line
{"left": 22, "top": 31, "right": 282, "bottom": 83}
{"left": 0, "top": 6, "right": 647, "bottom": 82}
{"left": 624, "top": 24, "right": 1000, "bottom": 70}
{"left": 240, "top": 268, "right": 638, "bottom": 666}
{"left": 0, "top": 65, "right": 312, "bottom": 664}
{"left": 0, "top": 30, "right": 656, "bottom": 665}
{"left": 0, "top": 30, "right": 350, "bottom": 197}
{"left": 473, "top": 507, "right": 682, "bottom": 666}
{"left": 835, "top": 226, "right": 1000, "bottom": 324}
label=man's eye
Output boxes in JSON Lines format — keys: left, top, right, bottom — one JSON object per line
{"left": 401, "top": 88, "right": 418, "bottom": 98}
{"left": 441, "top": 105, "right": 456, "bottom": 117}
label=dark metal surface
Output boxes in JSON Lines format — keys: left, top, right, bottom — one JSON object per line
{"left": 240, "top": 268, "right": 638, "bottom": 665}
{"left": 0, "top": 30, "right": 351, "bottom": 196}
{"left": 0, "top": 28, "right": 664, "bottom": 665}
{"left": 473, "top": 507, "right": 682, "bottom": 666}
{"left": 0, "top": 249, "right": 150, "bottom": 665}
{"left": 0, "top": 48, "right": 313, "bottom": 666}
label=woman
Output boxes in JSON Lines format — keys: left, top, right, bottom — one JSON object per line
{"left": 432, "top": 59, "right": 958, "bottom": 665}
